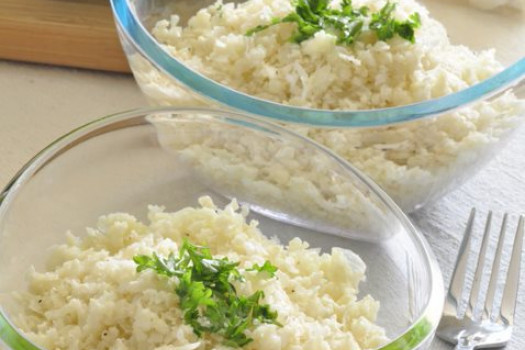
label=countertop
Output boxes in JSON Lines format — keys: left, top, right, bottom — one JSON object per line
{"left": 0, "top": 59, "right": 524, "bottom": 349}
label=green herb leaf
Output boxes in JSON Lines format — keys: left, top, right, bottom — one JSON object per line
{"left": 245, "top": 0, "right": 421, "bottom": 46}
{"left": 134, "top": 240, "right": 281, "bottom": 348}
{"left": 247, "top": 260, "right": 278, "bottom": 277}
{"left": 369, "top": 1, "right": 421, "bottom": 43}
{"left": 310, "top": 0, "right": 329, "bottom": 13}
{"left": 133, "top": 253, "right": 184, "bottom": 277}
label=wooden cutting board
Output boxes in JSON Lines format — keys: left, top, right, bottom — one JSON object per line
{"left": 0, "top": 0, "right": 130, "bottom": 73}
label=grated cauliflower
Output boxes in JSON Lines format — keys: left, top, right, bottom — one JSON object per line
{"left": 14, "top": 197, "right": 387, "bottom": 350}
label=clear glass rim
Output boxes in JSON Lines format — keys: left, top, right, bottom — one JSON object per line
{"left": 110, "top": 0, "right": 525, "bottom": 127}
{"left": 0, "top": 107, "right": 444, "bottom": 349}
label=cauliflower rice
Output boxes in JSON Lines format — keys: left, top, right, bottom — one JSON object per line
{"left": 130, "top": 0, "right": 525, "bottom": 211}
{"left": 14, "top": 197, "right": 387, "bottom": 350}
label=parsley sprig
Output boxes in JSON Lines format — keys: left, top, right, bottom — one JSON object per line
{"left": 246, "top": 0, "right": 421, "bottom": 45}
{"left": 133, "top": 240, "right": 281, "bottom": 348}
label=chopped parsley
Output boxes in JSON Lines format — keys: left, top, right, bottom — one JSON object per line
{"left": 246, "top": 0, "right": 421, "bottom": 45}
{"left": 133, "top": 240, "right": 281, "bottom": 348}
{"left": 247, "top": 260, "right": 278, "bottom": 277}
{"left": 369, "top": 2, "right": 421, "bottom": 43}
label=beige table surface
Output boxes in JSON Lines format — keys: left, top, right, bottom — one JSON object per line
{"left": 1, "top": 59, "right": 524, "bottom": 349}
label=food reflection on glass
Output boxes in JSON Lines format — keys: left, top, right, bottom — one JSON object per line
{"left": 148, "top": 113, "right": 394, "bottom": 240}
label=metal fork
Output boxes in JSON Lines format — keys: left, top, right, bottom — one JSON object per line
{"left": 437, "top": 209, "right": 524, "bottom": 350}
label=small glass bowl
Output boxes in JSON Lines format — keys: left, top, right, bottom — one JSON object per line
{"left": 110, "top": 0, "right": 525, "bottom": 211}
{"left": 0, "top": 108, "right": 443, "bottom": 349}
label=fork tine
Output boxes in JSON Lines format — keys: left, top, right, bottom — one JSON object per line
{"left": 467, "top": 211, "right": 492, "bottom": 319}
{"left": 445, "top": 208, "right": 476, "bottom": 315}
{"left": 484, "top": 213, "right": 508, "bottom": 320}
{"left": 500, "top": 215, "right": 524, "bottom": 324}
{"left": 438, "top": 211, "right": 522, "bottom": 349}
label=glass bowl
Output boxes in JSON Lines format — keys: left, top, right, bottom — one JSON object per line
{"left": 110, "top": 0, "right": 525, "bottom": 211}
{"left": 0, "top": 108, "right": 443, "bottom": 349}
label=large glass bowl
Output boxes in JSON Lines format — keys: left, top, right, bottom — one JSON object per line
{"left": 0, "top": 108, "right": 443, "bottom": 349}
{"left": 110, "top": 0, "right": 525, "bottom": 212}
